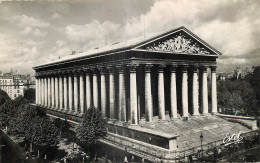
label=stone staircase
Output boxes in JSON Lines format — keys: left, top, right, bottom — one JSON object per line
{"left": 138, "top": 115, "right": 251, "bottom": 150}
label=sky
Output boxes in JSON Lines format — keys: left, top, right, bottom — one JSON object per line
{"left": 0, "top": 0, "right": 259, "bottom": 75}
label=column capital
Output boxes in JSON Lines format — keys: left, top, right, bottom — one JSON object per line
{"left": 127, "top": 64, "right": 138, "bottom": 72}
{"left": 170, "top": 65, "right": 178, "bottom": 72}
{"left": 116, "top": 65, "right": 125, "bottom": 73}
{"left": 181, "top": 65, "right": 189, "bottom": 72}
{"left": 107, "top": 65, "right": 115, "bottom": 73}
{"left": 190, "top": 65, "right": 199, "bottom": 72}
{"left": 210, "top": 66, "right": 217, "bottom": 72}
{"left": 83, "top": 68, "right": 91, "bottom": 74}
{"left": 158, "top": 64, "right": 166, "bottom": 72}
{"left": 65, "top": 69, "right": 74, "bottom": 76}
{"left": 78, "top": 69, "right": 85, "bottom": 76}
{"left": 98, "top": 67, "right": 107, "bottom": 74}
{"left": 91, "top": 68, "right": 99, "bottom": 74}
{"left": 144, "top": 64, "right": 153, "bottom": 72}
{"left": 62, "top": 71, "right": 69, "bottom": 77}
{"left": 200, "top": 66, "right": 208, "bottom": 72}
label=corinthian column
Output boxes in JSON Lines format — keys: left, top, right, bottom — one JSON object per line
{"left": 79, "top": 71, "right": 84, "bottom": 114}
{"left": 201, "top": 66, "right": 209, "bottom": 114}
{"left": 44, "top": 77, "right": 48, "bottom": 106}
{"left": 74, "top": 73, "right": 79, "bottom": 113}
{"left": 35, "top": 77, "right": 38, "bottom": 104}
{"left": 47, "top": 77, "right": 51, "bottom": 107}
{"left": 118, "top": 65, "right": 126, "bottom": 122}
{"left": 37, "top": 77, "right": 41, "bottom": 105}
{"left": 55, "top": 76, "right": 59, "bottom": 108}
{"left": 170, "top": 65, "right": 178, "bottom": 119}
{"left": 181, "top": 66, "right": 189, "bottom": 117}
{"left": 108, "top": 66, "right": 116, "bottom": 120}
{"left": 85, "top": 69, "right": 92, "bottom": 109}
{"left": 63, "top": 75, "right": 68, "bottom": 111}
{"left": 59, "top": 75, "right": 63, "bottom": 110}
{"left": 68, "top": 74, "right": 73, "bottom": 112}
{"left": 37, "top": 77, "right": 40, "bottom": 105}
{"left": 92, "top": 69, "right": 99, "bottom": 109}
{"left": 128, "top": 64, "right": 138, "bottom": 125}
{"left": 211, "top": 66, "right": 218, "bottom": 113}
{"left": 192, "top": 66, "right": 199, "bottom": 116}
{"left": 99, "top": 67, "right": 107, "bottom": 117}
{"left": 144, "top": 65, "right": 153, "bottom": 122}
{"left": 51, "top": 76, "right": 55, "bottom": 108}
{"left": 41, "top": 78, "right": 44, "bottom": 106}
{"left": 158, "top": 65, "right": 166, "bottom": 120}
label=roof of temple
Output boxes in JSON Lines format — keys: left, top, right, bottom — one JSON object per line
{"left": 34, "top": 26, "right": 221, "bottom": 69}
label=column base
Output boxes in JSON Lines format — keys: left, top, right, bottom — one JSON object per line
{"left": 78, "top": 113, "right": 84, "bottom": 117}
{"left": 170, "top": 118, "right": 179, "bottom": 121}
{"left": 211, "top": 112, "right": 218, "bottom": 115}
{"left": 130, "top": 123, "right": 138, "bottom": 126}
{"left": 72, "top": 111, "right": 78, "bottom": 116}
{"left": 202, "top": 113, "right": 210, "bottom": 116}
{"left": 108, "top": 119, "right": 117, "bottom": 124}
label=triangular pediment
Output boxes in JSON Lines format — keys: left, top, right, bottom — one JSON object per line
{"left": 135, "top": 27, "right": 221, "bottom": 55}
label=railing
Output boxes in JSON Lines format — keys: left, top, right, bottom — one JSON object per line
{"left": 103, "top": 127, "right": 260, "bottom": 162}
{"left": 175, "top": 129, "right": 260, "bottom": 162}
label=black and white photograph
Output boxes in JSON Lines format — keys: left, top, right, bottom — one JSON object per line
{"left": 0, "top": 0, "right": 260, "bottom": 162}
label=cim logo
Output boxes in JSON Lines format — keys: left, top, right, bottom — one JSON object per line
{"left": 223, "top": 131, "right": 243, "bottom": 146}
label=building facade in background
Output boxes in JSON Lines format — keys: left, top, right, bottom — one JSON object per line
{"left": 0, "top": 70, "right": 35, "bottom": 99}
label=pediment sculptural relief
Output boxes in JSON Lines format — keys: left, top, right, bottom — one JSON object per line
{"left": 145, "top": 33, "right": 211, "bottom": 54}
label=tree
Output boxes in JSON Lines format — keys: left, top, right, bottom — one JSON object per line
{"left": 0, "top": 89, "right": 11, "bottom": 106}
{"left": 54, "top": 118, "right": 71, "bottom": 135}
{"left": 24, "top": 88, "right": 35, "bottom": 103}
{"left": 29, "top": 117, "right": 59, "bottom": 147}
{"left": 217, "top": 80, "right": 258, "bottom": 115}
{"left": 76, "top": 107, "right": 107, "bottom": 145}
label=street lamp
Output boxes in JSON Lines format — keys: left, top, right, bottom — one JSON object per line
{"left": 200, "top": 133, "right": 204, "bottom": 158}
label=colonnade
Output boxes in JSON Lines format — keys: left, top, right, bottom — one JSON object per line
{"left": 35, "top": 64, "right": 217, "bottom": 125}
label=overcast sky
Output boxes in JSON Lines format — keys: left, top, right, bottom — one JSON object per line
{"left": 0, "top": 0, "right": 259, "bottom": 75}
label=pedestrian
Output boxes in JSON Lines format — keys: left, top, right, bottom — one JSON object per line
{"left": 197, "top": 149, "right": 201, "bottom": 159}
{"left": 189, "top": 155, "right": 193, "bottom": 162}
{"left": 130, "top": 156, "right": 135, "bottom": 162}
{"left": 184, "top": 155, "right": 189, "bottom": 163}
{"left": 124, "top": 156, "right": 128, "bottom": 162}
{"left": 218, "top": 147, "right": 222, "bottom": 158}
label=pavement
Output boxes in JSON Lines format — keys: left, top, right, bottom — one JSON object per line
{"left": 220, "top": 145, "right": 260, "bottom": 162}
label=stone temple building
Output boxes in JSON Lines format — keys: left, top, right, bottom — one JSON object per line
{"left": 33, "top": 27, "right": 254, "bottom": 161}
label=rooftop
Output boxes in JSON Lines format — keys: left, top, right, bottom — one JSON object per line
{"left": 34, "top": 26, "right": 221, "bottom": 69}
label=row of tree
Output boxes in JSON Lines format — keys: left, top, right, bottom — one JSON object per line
{"left": 0, "top": 89, "right": 107, "bottom": 161}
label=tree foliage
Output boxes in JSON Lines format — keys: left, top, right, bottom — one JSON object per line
{"left": 29, "top": 117, "right": 59, "bottom": 147}
{"left": 217, "top": 80, "right": 258, "bottom": 115}
{"left": 76, "top": 107, "right": 107, "bottom": 144}
{"left": 54, "top": 118, "right": 70, "bottom": 134}
{"left": 24, "top": 88, "right": 35, "bottom": 103}
{"left": 0, "top": 89, "right": 11, "bottom": 106}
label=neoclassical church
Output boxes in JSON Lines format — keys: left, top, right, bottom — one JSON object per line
{"left": 34, "top": 26, "right": 230, "bottom": 161}
{"left": 34, "top": 26, "right": 220, "bottom": 122}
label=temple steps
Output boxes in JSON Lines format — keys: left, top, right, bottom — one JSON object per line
{"left": 138, "top": 115, "right": 251, "bottom": 150}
